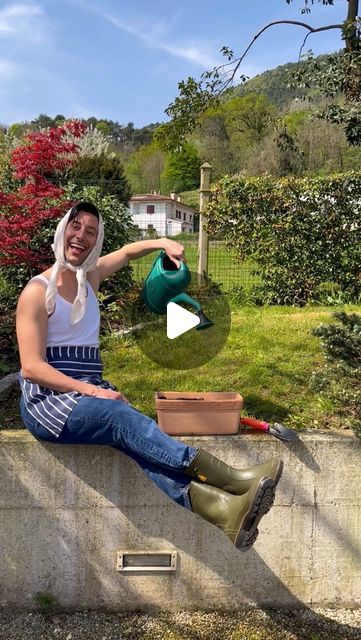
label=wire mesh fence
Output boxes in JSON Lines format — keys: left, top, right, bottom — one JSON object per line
{"left": 131, "top": 237, "right": 260, "bottom": 292}
{"left": 52, "top": 175, "right": 259, "bottom": 290}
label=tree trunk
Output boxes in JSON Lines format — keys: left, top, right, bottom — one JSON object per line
{"left": 345, "top": 0, "right": 359, "bottom": 50}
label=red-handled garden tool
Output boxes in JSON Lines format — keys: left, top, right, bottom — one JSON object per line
{"left": 240, "top": 417, "right": 298, "bottom": 442}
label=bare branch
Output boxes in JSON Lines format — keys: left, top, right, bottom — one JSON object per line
{"left": 299, "top": 31, "right": 313, "bottom": 61}
{"left": 223, "top": 20, "right": 344, "bottom": 92}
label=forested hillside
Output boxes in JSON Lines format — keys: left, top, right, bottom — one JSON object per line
{"left": 1, "top": 54, "right": 360, "bottom": 197}
{"left": 232, "top": 58, "right": 322, "bottom": 108}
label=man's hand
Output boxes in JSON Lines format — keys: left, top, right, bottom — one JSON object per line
{"left": 86, "top": 386, "right": 129, "bottom": 402}
{"left": 162, "top": 238, "right": 185, "bottom": 268}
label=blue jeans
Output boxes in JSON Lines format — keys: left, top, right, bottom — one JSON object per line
{"left": 20, "top": 396, "right": 198, "bottom": 509}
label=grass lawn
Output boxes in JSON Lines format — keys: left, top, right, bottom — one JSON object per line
{"left": 101, "top": 303, "right": 361, "bottom": 432}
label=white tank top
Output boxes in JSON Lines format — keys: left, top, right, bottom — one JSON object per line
{"left": 30, "top": 274, "right": 100, "bottom": 347}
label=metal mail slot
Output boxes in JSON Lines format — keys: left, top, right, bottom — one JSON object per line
{"left": 116, "top": 550, "right": 178, "bottom": 573}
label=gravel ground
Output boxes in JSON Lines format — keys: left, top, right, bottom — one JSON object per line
{"left": 0, "top": 609, "right": 360, "bottom": 640}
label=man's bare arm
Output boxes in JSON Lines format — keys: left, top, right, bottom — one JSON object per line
{"left": 96, "top": 238, "right": 185, "bottom": 282}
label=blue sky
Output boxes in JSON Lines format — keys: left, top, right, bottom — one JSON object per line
{"left": 0, "top": 0, "right": 350, "bottom": 127}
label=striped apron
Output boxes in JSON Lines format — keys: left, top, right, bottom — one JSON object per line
{"left": 19, "top": 345, "right": 115, "bottom": 438}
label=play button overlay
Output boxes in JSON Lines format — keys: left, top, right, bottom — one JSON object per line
{"left": 131, "top": 270, "right": 231, "bottom": 370}
{"left": 167, "top": 302, "right": 200, "bottom": 339}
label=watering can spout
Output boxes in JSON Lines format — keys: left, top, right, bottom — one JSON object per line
{"left": 196, "top": 309, "right": 214, "bottom": 330}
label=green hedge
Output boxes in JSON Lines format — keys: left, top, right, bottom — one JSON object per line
{"left": 311, "top": 312, "right": 361, "bottom": 438}
{"left": 206, "top": 173, "right": 361, "bottom": 304}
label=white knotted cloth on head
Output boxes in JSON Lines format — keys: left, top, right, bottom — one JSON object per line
{"left": 45, "top": 207, "right": 104, "bottom": 325}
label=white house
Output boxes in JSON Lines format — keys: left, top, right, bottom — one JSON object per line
{"left": 129, "top": 192, "right": 197, "bottom": 237}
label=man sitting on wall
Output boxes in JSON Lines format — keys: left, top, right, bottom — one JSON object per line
{"left": 16, "top": 201, "right": 283, "bottom": 551}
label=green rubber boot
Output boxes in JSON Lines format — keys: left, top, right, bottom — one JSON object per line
{"left": 189, "top": 475, "right": 276, "bottom": 551}
{"left": 185, "top": 449, "right": 283, "bottom": 495}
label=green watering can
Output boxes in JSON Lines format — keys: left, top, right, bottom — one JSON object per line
{"left": 142, "top": 251, "right": 213, "bottom": 330}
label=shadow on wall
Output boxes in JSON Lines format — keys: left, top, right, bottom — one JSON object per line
{"left": 0, "top": 431, "right": 360, "bottom": 640}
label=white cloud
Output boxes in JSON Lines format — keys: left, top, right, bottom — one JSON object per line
{"left": 155, "top": 41, "right": 220, "bottom": 69}
{"left": 105, "top": 11, "right": 220, "bottom": 68}
{"left": 67, "top": 0, "right": 220, "bottom": 69}
{"left": 0, "top": 2, "right": 47, "bottom": 43}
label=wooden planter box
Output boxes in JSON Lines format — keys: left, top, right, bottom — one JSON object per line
{"left": 155, "top": 391, "right": 243, "bottom": 436}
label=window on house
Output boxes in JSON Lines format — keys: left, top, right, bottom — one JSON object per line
{"left": 147, "top": 224, "right": 154, "bottom": 230}
{"left": 183, "top": 212, "right": 186, "bottom": 221}
{"left": 147, "top": 205, "right": 155, "bottom": 214}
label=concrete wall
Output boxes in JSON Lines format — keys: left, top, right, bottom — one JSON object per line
{"left": 0, "top": 429, "right": 360, "bottom": 611}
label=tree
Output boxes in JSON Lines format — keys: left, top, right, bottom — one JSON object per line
{"left": 0, "top": 131, "right": 22, "bottom": 192}
{"left": 8, "top": 122, "right": 31, "bottom": 138}
{"left": 93, "top": 119, "right": 137, "bottom": 150}
{"left": 0, "top": 121, "right": 86, "bottom": 285}
{"left": 74, "top": 126, "right": 112, "bottom": 157}
{"left": 124, "top": 142, "right": 165, "bottom": 193}
{"left": 54, "top": 114, "right": 66, "bottom": 126}
{"left": 69, "top": 152, "right": 132, "bottom": 204}
{"left": 157, "top": 0, "right": 360, "bottom": 149}
{"left": 31, "top": 113, "right": 56, "bottom": 129}
{"left": 222, "top": 94, "right": 277, "bottom": 143}
{"left": 160, "top": 143, "right": 201, "bottom": 193}
{"left": 191, "top": 93, "right": 277, "bottom": 176}
{"left": 192, "top": 110, "right": 236, "bottom": 178}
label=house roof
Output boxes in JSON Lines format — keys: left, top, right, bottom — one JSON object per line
{"left": 130, "top": 193, "right": 198, "bottom": 213}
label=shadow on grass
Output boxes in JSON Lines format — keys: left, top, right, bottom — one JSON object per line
{"left": 244, "top": 394, "right": 290, "bottom": 422}
{"left": 262, "top": 361, "right": 308, "bottom": 387}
